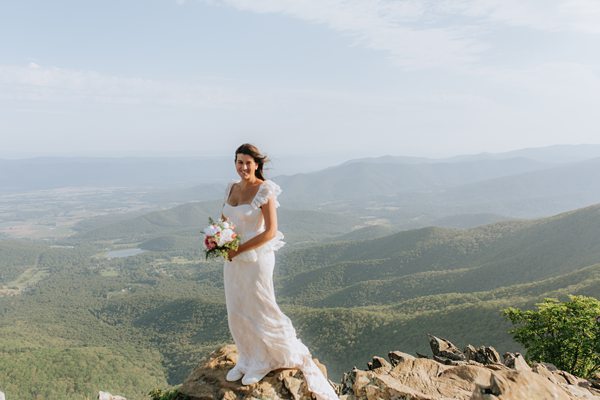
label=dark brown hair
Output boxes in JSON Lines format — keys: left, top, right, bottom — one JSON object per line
{"left": 235, "top": 143, "right": 270, "bottom": 181}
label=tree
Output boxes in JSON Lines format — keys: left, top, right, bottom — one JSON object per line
{"left": 503, "top": 295, "right": 600, "bottom": 378}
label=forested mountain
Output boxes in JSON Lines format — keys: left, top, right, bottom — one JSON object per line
{"left": 3, "top": 145, "right": 600, "bottom": 399}
{"left": 277, "top": 204, "right": 600, "bottom": 306}
{"left": 274, "top": 157, "right": 553, "bottom": 205}
{"left": 72, "top": 200, "right": 360, "bottom": 245}
{"left": 2, "top": 202, "right": 600, "bottom": 398}
{"left": 0, "top": 153, "right": 344, "bottom": 192}
{"left": 436, "top": 156, "right": 600, "bottom": 217}
{"left": 445, "top": 143, "right": 600, "bottom": 163}
{"left": 275, "top": 156, "right": 600, "bottom": 220}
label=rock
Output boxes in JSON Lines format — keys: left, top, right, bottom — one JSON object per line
{"left": 433, "top": 355, "right": 467, "bottom": 366}
{"left": 179, "top": 344, "right": 336, "bottom": 400}
{"left": 590, "top": 372, "right": 600, "bottom": 390}
{"left": 0, "top": 390, "right": 5, "bottom": 400}
{"left": 541, "top": 362, "right": 559, "bottom": 371}
{"left": 98, "top": 392, "right": 127, "bottom": 400}
{"left": 465, "top": 345, "right": 501, "bottom": 365}
{"left": 502, "top": 352, "right": 530, "bottom": 371}
{"left": 532, "top": 362, "right": 561, "bottom": 385}
{"left": 340, "top": 336, "right": 600, "bottom": 400}
{"left": 367, "top": 356, "right": 391, "bottom": 371}
{"left": 472, "top": 369, "right": 574, "bottom": 400}
{"left": 179, "top": 339, "right": 600, "bottom": 400}
{"left": 388, "top": 351, "right": 415, "bottom": 367}
{"left": 428, "top": 334, "right": 466, "bottom": 361}
{"left": 340, "top": 367, "right": 360, "bottom": 396}
{"left": 464, "top": 345, "right": 478, "bottom": 360}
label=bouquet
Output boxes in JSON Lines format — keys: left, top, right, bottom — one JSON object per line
{"left": 203, "top": 217, "right": 240, "bottom": 260}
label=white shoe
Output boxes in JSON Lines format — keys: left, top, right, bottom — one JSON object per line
{"left": 226, "top": 366, "right": 244, "bottom": 382}
{"left": 241, "top": 369, "right": 270, "bottom": 385}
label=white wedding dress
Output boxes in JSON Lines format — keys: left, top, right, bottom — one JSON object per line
{"left": 222, "top": 179, "right": 339, "bottom": 400}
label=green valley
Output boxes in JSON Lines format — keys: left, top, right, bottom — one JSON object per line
{"left": 1, "top": 201, "right": 599, "bottom": 398}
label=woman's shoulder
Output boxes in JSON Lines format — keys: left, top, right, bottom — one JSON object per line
{"left": 261, "top": 179, "right": 282, "bottom": 195}
{"left": 253, "top": 179, "right": 282, "bottom": 208}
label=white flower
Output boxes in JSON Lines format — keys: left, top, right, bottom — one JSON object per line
{"left": 217, "top": 228, "right": 235, "bottom": 246}
{"left": 203, "top": 224, "right": 220, "bottom": 236}
{"left": 222, "top": 221, "right": 230, "bottom": 229}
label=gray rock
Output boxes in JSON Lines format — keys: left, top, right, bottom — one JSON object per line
{"left": 464, "top": 345, "right": 501, "bottom": 364}
{"left": 541, "top": 362, "right": 559, "bottom": 371}
{"left": 503, "top": 352, "right": 531, "bottom": 371}
{"left": 428, "top": 334, "right": 466, "bottom": 361}
{"left": 339, "top": 368, "right": 358, "bottom": 395}
{"left": 591, "top": 373, "right": 600, "bottom": 390}
{"left": 387, "top": 351, "right": 415, "bottom": 367}
{"left": 367, "top": 356, "right": 391, "bottom": 371}
{"left": 433, "top": 355, "right": 467, "bottom": 366}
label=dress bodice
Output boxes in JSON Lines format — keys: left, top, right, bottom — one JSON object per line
{"left": 222, "top": 204, "right": 265, "bottom": 241}
{"left": 222, "top": 179, "right": 285, "bottom": 255}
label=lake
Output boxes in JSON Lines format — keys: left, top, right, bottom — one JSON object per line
{"left": 105, "top": 248, "right": 146, "bottom": 259}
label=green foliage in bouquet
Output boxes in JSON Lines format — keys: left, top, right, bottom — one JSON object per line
{"left": 504, "top": 295, "right": 600, "bottom": 378}
{"left": 148, "top": 387, "right": 189, "bottom": 400}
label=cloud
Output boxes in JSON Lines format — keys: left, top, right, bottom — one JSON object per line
{"left": 0, "top": 63, "right": 248, "bottom": 108}
{"left": 202, "top": 0, "right": 600, "bottom": 69}
{"left": 205, "top": 0, "right": 485, "bottom": 69}
{"left": 441, "top": 0, "right": 600, "bottom": 34}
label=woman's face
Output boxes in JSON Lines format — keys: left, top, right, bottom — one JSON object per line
{"left": 235, "top": 153, "right": 258, "bottom": 180}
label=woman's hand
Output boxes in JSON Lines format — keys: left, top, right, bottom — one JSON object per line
{"left": 227, "top": 248, "right": 238, "bottom": 261}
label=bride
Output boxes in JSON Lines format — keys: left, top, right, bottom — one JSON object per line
{"left": 220, "top": 143, "right": 339, "bottom": 400}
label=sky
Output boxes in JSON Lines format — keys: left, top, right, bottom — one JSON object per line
{"left": 1, "top": 0, "right": 600, "bottom": 159}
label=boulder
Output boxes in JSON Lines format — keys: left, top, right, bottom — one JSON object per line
{"left": 340, "top": 336, "right": 600, "bottom": 400}
{"left": 464, "top": 345, "right": 501, "bottom": 365}
{"left": 428, "top": 334, "right": 466, "bottom": 361}
{"left": 342, "top": 356, "right": 600, "bottom": 400}
{"left": 471, "top": 368, "right": 574, "bottom": 400}
{"left": 367, "top": 356, "right": 391, "bottom": 371}
{"left": 388, "top": 351, "right": 416, "bottom": 367}
{"left": 179, "top": 344, "right": 337, "bottom": 400}
{"left": 591, "top": 372, "right": 600, "bottom": 390}
{"left": 502, "top": 352, "right": 531, "bottom": 371}
{"left": 180, "top": 340, "right": 600, "bottom": 400}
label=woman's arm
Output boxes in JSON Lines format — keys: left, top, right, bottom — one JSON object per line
{"left": 227, "top": 197, "right": 277, "bottom": 260}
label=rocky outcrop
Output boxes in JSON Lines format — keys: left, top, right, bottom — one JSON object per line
{"left": 341, "top": 336, "right": 600, "bottom": 400}
{"left": 179, "top": 338, "right": 600, "bottom": 400}
{"left": 179, "top": 344, "right": 337, "bottom": 400}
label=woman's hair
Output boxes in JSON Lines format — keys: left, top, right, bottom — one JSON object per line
{"left": 235, "top": 143, "right": 270, "bottom": 181}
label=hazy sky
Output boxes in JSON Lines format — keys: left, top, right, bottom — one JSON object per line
{"left": 1, "top": 0, "right": 600, "bottom": 159}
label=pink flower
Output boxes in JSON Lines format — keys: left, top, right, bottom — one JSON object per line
{"left": 204, "top": 236, "right": 217, "bottom": 250}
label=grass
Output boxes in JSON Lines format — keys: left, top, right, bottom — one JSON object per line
{"left": 0, "top": 267, "right": 49, "bottom": 296}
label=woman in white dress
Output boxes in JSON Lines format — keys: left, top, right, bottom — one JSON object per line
{"left": 220, "top": 143, "right": 339, "bottom": 400}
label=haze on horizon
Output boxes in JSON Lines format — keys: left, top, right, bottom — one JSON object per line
{"left": 2, "top": 0, "right": 600, "bottom": 159}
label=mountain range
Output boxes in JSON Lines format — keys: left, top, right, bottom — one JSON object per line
{"left": 2, "top": 144, "right": 600, "bottom": 399}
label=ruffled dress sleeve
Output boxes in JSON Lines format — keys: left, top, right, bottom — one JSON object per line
{"left": 253, "top": 180, "right": 286, "bottom": 252}
{"left": 251, "top": 179, "right": 282, "bottom": 209}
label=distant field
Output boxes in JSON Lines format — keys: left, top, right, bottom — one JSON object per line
{"left": 0, "top": 267, "right": 48, "bottom": 296}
